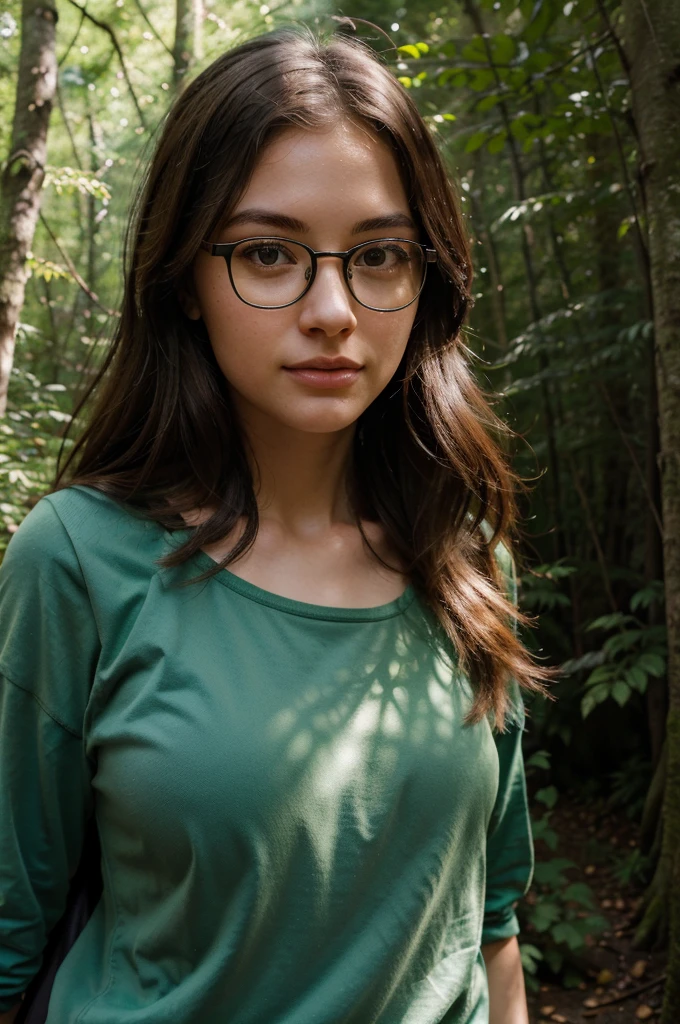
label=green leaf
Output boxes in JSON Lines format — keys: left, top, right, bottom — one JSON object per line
{"left": 398, "top": 44, "right": 421, "bottom": 59}
{"left": 397, "top": 76, "right": 412, "bottom": 88}
{"left": 581, "top": 683, "right": 610, "bottom": 719}
{"left": 624, "top": 666, "right": 648, "bottom": 693}
{"left": 534, "top": 857, "right": 574, "bottom": 885}
{"left": 587, "top": 612, "right": 635, "bottom": 632}
{"left": 585, "top": 665, "right": 616, "bottom": 687}
{"left": 465, "top": 130, "right": 488, "bottom": 153}
{"left": 636, "top": 652, "right": 665, "bottom": 677}
{"left": 630, "top": 582, "right": 665, "bottom": 611}
{"left": 530, "top": 900, "right": 562, "bottom": 932}
{"left": 491, "top": 33, "right": 516, "bottom": 66}
{"left": 476, "top": 93, "right": 503, "bottom": 112}
{"left": 612, "top": 681, "right": 631, "bottom": 706}
{"left": 487, "top": 131, "right": 507, "bottom": 154}
{"left": 462, "top": 37, "right": 488, "bottom": 63}
{"left": 523, "top": 50, "right": 554, "bottom": 73}
{"left": 617, "top": 218, "right": 633, "bottom": 239}
{"left": 531, "top": 815, "right": 558, "bottom": 850}
{"left": 469, "top": 68, "right": 495, "bottom": 92}
{"left": 520, "top": 943, "right": 543, "bottom": 973}
{"left": 604, "top": 630, "right": 643, "bottom": 656}
{"left": 524, "top": 0, "right": 560, "bottom": 46}
{"left": 536, "top": 785, "right": 559, "bottom": 809}
{"left": 416, "top": 42, "right": 429, "bottom": 54}
{"left": 526, "top": 750, "right": 551, "bottom": 770}
{"left": 563, "top": 882, "right": 596, "bottom": 908}
{"left": 552, "top": 921, "right": 586, "bottom": 951}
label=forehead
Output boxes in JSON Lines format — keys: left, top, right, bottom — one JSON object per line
{"left": 233, "top": 121, "right": 411, "bottom": 217}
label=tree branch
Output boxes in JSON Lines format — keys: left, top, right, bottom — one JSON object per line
{"left": 131, "top": 0, "right": 174, "bottom": 58}
{"left": 63, "top": 0, "right": 147, "bottom": 129}
{"left": 582, "top": 974, "right": 666, "bottom": 1016}
{"left": 39, "top": 213, "right": 118, "bottom": 318}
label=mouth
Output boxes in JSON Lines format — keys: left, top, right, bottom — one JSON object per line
{"left": 284, "top": 357, "right": 363, "bottom": 371}
{"left": 283, "top": 357, "right": 364, "bottom": 390}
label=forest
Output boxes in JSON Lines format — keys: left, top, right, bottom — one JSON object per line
{"left": 1, "top": 0, "right": 679, "bottom": 1021}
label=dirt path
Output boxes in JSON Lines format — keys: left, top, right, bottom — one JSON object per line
{"left": 525, "top": 799, "right": 667, "bottom": 1023}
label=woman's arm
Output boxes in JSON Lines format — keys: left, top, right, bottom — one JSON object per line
{"left": 0, "top": 499, "right": 100, "bottom": 1015}
{"left": 482, "top": 936, "right": 529, "bottom": 1024}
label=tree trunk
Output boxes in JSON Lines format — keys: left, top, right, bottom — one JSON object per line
{"left": 622, "top": 1, "right": 680, "bottom": 1017}
{"left": 172, "top": 0, "right": 203, "bottom": 92}
{"left": 0, "top": 0, "right": 58, "bottom": 418}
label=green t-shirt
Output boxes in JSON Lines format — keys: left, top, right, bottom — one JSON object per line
{"left": 0, "top": 486, "right": 532, "bottom": 1023}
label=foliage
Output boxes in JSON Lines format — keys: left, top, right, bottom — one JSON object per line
{"left": 573, "top": 585, "right": 667, "bottom": 720}
{"left": 519, "top": 749, "right": 607, "bottom": 988}
{"left": 0, "top": 364, "right": 69, "bottom": 554}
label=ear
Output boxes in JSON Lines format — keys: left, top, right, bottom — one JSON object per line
{"left": 177, "top": 270, "right": 202, "bottom": 321}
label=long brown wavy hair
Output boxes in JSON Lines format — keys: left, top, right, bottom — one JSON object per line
{"left": 54, "top": 25, "right": 550, "bottom": 727}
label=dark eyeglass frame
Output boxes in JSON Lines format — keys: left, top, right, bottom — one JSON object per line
{"left": 199, "top": 236, "right": 439, "bottom": 312}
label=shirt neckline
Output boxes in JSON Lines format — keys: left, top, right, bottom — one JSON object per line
{"left": 174, "top": 530, "right": 416, "bottom": 623}
{"left": 68, "top": 485, "right": 416, "bottom": 622}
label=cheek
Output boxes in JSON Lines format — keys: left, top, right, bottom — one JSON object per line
{"left": 367, "top": 309, "right": 417, "bottom": 380}
{"left": 207, "top": 317, "right": 282, "bottom": 388}
{"left": 196, "top": 282, "right": 283, "bottom": 382}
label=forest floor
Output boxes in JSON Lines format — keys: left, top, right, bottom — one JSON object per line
{"left": 525, "top": 798, "right": 667, "bottom": 1024}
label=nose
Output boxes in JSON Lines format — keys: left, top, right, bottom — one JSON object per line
{"left": 297, "top": 257, "right": 358, "bottom": 339}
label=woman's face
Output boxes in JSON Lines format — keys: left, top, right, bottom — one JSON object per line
{"left": 187, "top": 120, "right": 421, "bottom": 437}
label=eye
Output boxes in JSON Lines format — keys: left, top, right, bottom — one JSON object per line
{"left": 239, "top": 241, "right": 298, "bottom": 268}
{"left": 355, "top": 243, "right": 412, "bottom": 270}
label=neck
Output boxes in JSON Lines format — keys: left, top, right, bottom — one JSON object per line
{"left": 237, "top": 407, "right": 358, "bottom": 531}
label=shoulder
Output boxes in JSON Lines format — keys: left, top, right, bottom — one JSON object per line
{"left": 2, "top": 485, "right": 167, "bottom": 594}
{"left": 1, "top": 489, "right": 83, "bottom": 586}
{"left": 44, "top": 484, "right": 151, "bottom": 545}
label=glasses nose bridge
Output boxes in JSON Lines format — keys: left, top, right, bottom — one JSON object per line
{"left": 308, "top": 249, "right": 352, "bottom": 296}
{"left": 314, "top": 249, "right": 348, "bottom": 260}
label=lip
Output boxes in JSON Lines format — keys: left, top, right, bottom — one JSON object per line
{"left": 284, "top": 357, "right": 363, "bottom": 370}
{"left": 283, "top": 366, "right": 363, "bottom": 389}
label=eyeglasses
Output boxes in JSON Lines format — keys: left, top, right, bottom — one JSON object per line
{"left": 199, "top": 236, "right": 438, "bottom": 312}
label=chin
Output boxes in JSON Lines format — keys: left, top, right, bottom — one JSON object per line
{"left": 273, "top": 400, "right": 366, "bottom": 435}
{"left": 283, "top": 413, "right": 362, "bottom": 435}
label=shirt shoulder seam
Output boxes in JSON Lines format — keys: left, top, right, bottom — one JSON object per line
{"left": 0, "top": 669, "right": 83, "bottom": 739}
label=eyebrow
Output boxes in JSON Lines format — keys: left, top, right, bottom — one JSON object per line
{"left": 221, "top": 209, "right": 417, "bottom": 235}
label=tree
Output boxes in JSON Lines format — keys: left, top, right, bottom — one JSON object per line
{"left": 173, "top": 0, "right": 204, "bottom": 91}
{"left": 0, "top": 0, "right": 57, "bottom": 417}
{"left": 622, "top": 0, "right": 680, "bottom": 1016}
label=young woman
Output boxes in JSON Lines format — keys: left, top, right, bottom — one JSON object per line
{"left": 0, "top": 26, "right": 548, "bottom": 1024}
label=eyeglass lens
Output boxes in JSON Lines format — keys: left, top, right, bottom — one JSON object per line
{"left": 228, "top": 238, "right": 426, "bottom": 310}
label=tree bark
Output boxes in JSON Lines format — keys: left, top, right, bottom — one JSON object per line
{"left": 622, "top": 0, "right": 680, "bottom": 1017}
{"left": 172, "top": 0, "right": 203, "bottom": 92}
{"left": 0, "top": 0, "right": 58, "bottom": 418}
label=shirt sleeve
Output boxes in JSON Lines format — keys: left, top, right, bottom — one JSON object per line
{"left": 0, "top": 497, "right": 100, "bottom": 1012}
{"left": 481, "top": 539, "right": 534, "bottom": 946}
{"left": 481, "top": 709, "right": 533, "bottom": 944}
